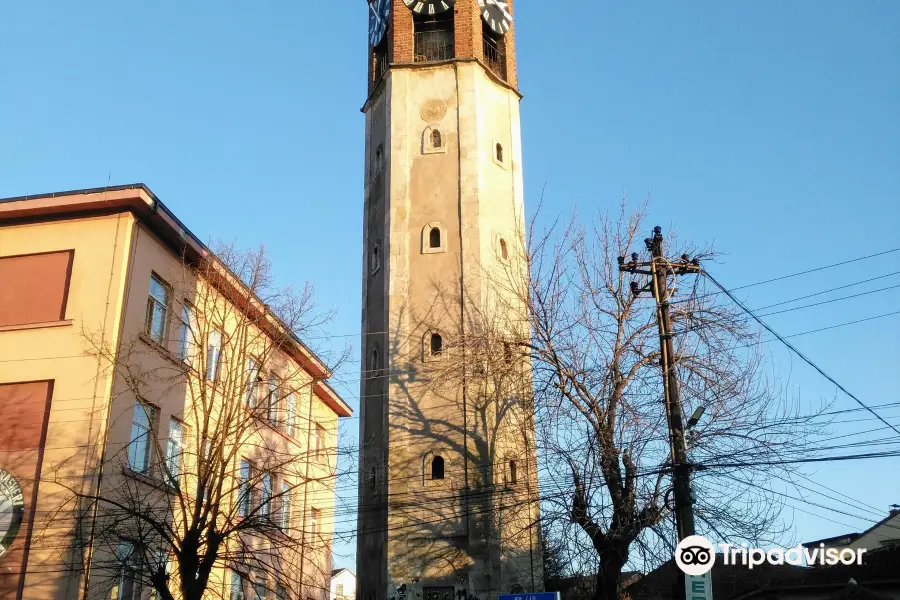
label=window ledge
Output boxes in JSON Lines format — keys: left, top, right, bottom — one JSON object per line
{"left": 122, "top": 466, "right": 176, "bottom": 494}
{"left": 138, "top": 332, "right": 190, "bottom": 371}
{"left": 0, "top": 319, "right": 73, "bottom": 333}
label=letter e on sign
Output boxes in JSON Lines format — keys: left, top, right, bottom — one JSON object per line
{"left": 686, "top": 572, "right": 713, "bottom": 600}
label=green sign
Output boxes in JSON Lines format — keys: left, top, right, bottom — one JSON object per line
{"left": 685, "top": 572, "right": 713, "bottom": 600}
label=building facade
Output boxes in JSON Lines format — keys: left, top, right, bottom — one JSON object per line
{"left": 356, "top": 1, "right": 542, "bottom": 600}
{"left": 330, "top": 569, "right": 356, "bottom": 600}
{"left": 0, "top": 185, "right": 352, "bottom": 600}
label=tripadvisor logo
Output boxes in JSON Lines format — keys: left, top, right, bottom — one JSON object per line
{"left": 674, "top": 534, "right": 868, "bottom": 573}
{"left": 675, "top": 536, "right": 716, "bottom": 576}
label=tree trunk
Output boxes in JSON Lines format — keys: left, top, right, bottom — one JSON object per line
{"left": 593, "top": 549, "right": 627, "bottom": 600}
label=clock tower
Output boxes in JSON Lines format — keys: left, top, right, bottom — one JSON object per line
{"left": 357, "top": 2, "right": 542, "bottom": 599}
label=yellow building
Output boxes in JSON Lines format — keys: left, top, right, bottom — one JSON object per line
{"left": 0, "top": 185, "right": 352, "bottom": 600}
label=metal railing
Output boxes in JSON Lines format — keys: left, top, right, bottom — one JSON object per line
{"left": 414, "top": 29, "right": 454, "bottom": 63}
{"left": 373, "top": 45, "right": 388, "bottom": 83}
{"left": 482, "top": 35, "right": 507, "bottom": 80}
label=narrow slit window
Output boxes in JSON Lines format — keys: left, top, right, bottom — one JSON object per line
{"left": 431, "top": 129, "right": 442, "bottom": 148}
{"left": 430, "top": 333, "right": 443, "bottom": 356}
{"left": 374, "top": 144, "right": 384, "bottom": 175}
{"left": 371, "top": 346, "right": 379, "bottom": 377}
{"left": 371, "top": 243, "right": 381, "bottom": 274}
{"left": 500, "top": 238, "right": 509, "bottom": 260}
{"left": 429, "top": 227, "right": 441, "bottom": 249}
{"left": 496, "top": 143, "right": 504, "bottom": 163}
{"left": 431, "top": 456, "right": 445, "bottom": 480}
{"left": 509, "top": 460, "right": 517, "bottom": 484}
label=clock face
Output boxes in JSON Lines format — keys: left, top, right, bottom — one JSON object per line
{"left": 0, "top": 470, "right": 25, "bottom": 558}
{"left": 402, "top": 0, "right": 456, "bottom": 16}
{"left": 369, "top": 0, "right": 391, "bottom": 47}
{"left": 478, "top": 0, "right": 512, "bottom": 35}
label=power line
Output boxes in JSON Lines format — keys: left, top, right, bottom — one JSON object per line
{"left": 752, "top": 272, "right": 900, "bottom": 311}
{"left": 702, "top": 269, "right": 900, "bottom": 438}
{"left": 683, "top": 247, "right": 900, "bottom": 303}
{"left": 755, "top": 284, "right": 900, "bottom": 318}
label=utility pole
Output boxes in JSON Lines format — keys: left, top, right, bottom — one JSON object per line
{"left": 618, "top": 226, "right": 701, "bottom": 541}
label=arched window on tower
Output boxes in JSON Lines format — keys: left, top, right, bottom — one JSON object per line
{"left": 371, "top": 241, "right": 381, "bottom": 274}
{"left": 423, "top": 222, "right": 446, "bottom": 254}
{"left": 508, "top": 460, "right": 518, "bottom": 485}
{"left": 430, "top": 333, "right": 443, "bottom": 356}
{"left": 496, "top": 143, "right": 504, "bottom": 163}
{"left": 500, "top": 238, "right": 509, "bottom": 260}
{"left": 431, "top": 129, "right": 442, "bottom": 149}
{"left": 372, "top": 144, "right": 384, "bottom": 178}
{"left": 431, "top": 456, "right": 445, "bottom": 480}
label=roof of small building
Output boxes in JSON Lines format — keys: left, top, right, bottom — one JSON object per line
{"left": 804, "top": 510, "right": 900, "bottom": 549}
{"left": 332, "top": 568, "right": 355, "bottom": 578}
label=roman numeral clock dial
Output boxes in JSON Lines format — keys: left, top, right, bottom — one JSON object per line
{"left": 403, "top": 0, "right": 455, "bottom": 15}
{"left": 369, "top": 0, "right": 391, "bottom": 46}
{"left": 478, "top": 0, "right": 512, "bottom": 35}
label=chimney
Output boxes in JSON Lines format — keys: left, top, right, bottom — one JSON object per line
{"left": 889, "top": 504, "right": 900, "bottom": 517}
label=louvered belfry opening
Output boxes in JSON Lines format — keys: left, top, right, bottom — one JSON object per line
{"left": 414, "top": 11, "right": 455, "bottom": 62}
{"left": 482, "top": 22, "right": 507, "bottom": 80}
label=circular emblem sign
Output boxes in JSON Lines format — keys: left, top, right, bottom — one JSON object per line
{"left": 675, "top": 535, "right": 716, "bottom": 576}
{"left": 0, "top": 469, "right": 25, "bottom": 558}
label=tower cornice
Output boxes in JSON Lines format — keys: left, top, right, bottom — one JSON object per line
{"left": 360, "top": 57, "right": 523, "bottom": 114}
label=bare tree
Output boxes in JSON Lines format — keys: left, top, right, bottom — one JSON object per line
{"left": 450, "top": 202, "right": 826, "bottom": 600}
{"left": 53, "top": 245, "right": 349, "bottom": 600}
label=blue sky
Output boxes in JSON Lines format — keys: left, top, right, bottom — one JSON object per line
{"left": 2, "top": 0, "right": 898, "bottom": 572}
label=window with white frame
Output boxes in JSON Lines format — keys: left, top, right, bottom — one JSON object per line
{"left": 285, "top": 393, "right": 297, "bottom": 438}
{"left": 260, "top": 472, "right": 272, "bottom": 517}
{"left": 146, "top": 274, "right": 169, "bottom": 344}
{"left": 253, "top": 578, "right": 266, "bottom": 600}
{"left": 309, "top": 507, "right": 321, "bottom": 536}
{"left": 177, "top": 303, "right": 197, "bottom": 362}
{"left": 148, "top": 550, "right": 172, "bottom": 600}
{"left": 246, "top": 358, "right": 261, "bottom": 408}
{"left": 128, "top": 401, "right": 156, "bottom": 474}
{"left": 231, "top": 571, "right": 246, "bottom": 600}
{"left": 115, "top": 541, "right": 141, "bottom": 600}
{"left": 267, "top": 377, "right": 280, "bottom": 424}
{"left": 238, "top": 460, "right": 251, "bottom": 517}
{"left": 166, "top": 419, "right": 185, "bottom": 485}
{"left": 206, "top": 328, "right": 223, "bottom": 381}
{"left": 279, "top": 481, "right": 291, "bottom": 530}
{"left": 314, "top": 424, "right": 326, "bottom": 460}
